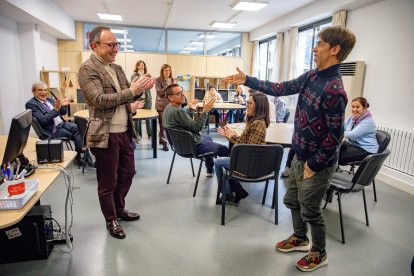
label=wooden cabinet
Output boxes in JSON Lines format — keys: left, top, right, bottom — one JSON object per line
{"left": 191, "top": 76, "right": 236, "bottom": 101}
{"left": 40, "top": 70, "right": 79, "bottom": 103}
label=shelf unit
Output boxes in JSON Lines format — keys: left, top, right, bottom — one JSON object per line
{"left": 190, "top": 76, "right": 236, "bottom": 101}
{"left": 40, "top": 70, "right": 79, "bottom": 103}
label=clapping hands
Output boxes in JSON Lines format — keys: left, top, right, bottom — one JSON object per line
{"left": 131, "top": 74, "right": 154, "bottom": 96}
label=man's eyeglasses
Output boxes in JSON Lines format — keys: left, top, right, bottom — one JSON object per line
{"left": 96, "top": 42, "right": 121, "bottom": 49}
{"left": 172, "top": 90, "right": 184, "bottom": 96}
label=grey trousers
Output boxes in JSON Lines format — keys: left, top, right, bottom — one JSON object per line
{"left": 283, "top": 156, "right": 336, "bottom": 252}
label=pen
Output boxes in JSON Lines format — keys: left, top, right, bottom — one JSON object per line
{"left": 16, "top": 158, "right": 21, "bottom": 180}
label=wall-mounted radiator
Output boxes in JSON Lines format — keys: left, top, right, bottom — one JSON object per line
{"left": 377, "top": 125, "right": 414, "bottom": 177}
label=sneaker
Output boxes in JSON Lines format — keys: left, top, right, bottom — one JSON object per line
{"left": 296, "top": 250, "right": 328, "bottom": 272}
{"left": 275, "top": 234, "right": 311, "bottom": 253}
{"left": 281, "top": 167, "right": 290, "bottom": 178}
{"left": 206, "top": 171, "right": 214, "bottom": 177}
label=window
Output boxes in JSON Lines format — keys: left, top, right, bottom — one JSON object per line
{"left": 83, "top": 23, "right": 242, "bottom": 56}
{"left": 258, "top": 36, "right": 276, "bottom": 80}
{"left": 296, "top": 18, "right": 332, "bottom": 74}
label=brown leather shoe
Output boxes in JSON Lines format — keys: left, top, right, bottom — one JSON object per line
{"left": 118, "top": 209, "right": 140, "bottom": 221}
{"left": 106, "top": 220, "right": 126, "bottom": 239}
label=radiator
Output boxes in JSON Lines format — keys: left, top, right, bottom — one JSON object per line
{"left": 377, "top": 126, "right": 414, "bottom": 176}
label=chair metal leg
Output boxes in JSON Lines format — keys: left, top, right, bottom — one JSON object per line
{"left": 372, "top": 179, "right": 377, "bottom": 202}
{"left": 221, "top": 175, "right": 226, "bottom": 225}
{"left": 273, "top": 176, "right": 278, "bottom": 224}
{"left": 216, "top": 181, "right": 222, "bottom": 205}
{"left": 167, "top": 152, "right": 176, "bottom": 184}
{"left": 82, "top": 151, "right": 87, "bottom": 173}
{"left": 323, "top": 189, "right": 333, "bottom": 209}
{"left": 362, "top": 189, "right": 369, "bottom": 226}
{"left": 337, "top": 192, "right": 345, "bottom": 244}
{"left": 193, "top": 159, "right": 203, "bottom": 197}
{"left": 262, "top": 180, "right": 269, "bottom": 205}
{"left": 190, "top": 158, "right": 195, "bottom": 177}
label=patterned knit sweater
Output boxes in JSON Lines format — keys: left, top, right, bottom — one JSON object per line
{"left": 245, "top": 64, "right": 347, "bottom": 172}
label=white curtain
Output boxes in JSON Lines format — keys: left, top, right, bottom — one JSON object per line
{"left": 332, "top": 10, "right": 347, "bottom": 27}
{"left": 251, "top": 41, "right": 260, "bottom": 78}
{"left": 285, "top": 27, "right": 299, "bottom": 111}
{"left": 274, "top": 32, "right": 284, "bottom": 82}
{"left": 286, "top": 27, "right": 298, "bottom": 80}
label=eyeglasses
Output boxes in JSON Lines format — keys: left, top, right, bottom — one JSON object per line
{"left": 96, "top": 42, "right": 121, "bottom": 49}
{"left": 172, "top": 90, "right": 184, "bottom": 96}
{"left": 246, "top": 101, "right": 255, "bottom": 107}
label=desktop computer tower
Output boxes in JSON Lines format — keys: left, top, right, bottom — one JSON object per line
{"left": 0, "top": 205, "right": 53, "bottom": 263}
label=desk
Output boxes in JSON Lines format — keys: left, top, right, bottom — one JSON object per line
{"left": 197, "top": 102, "right": 246, "bottom": 135}
{"left": 229, "top": 122, "right": 294, "bottom": 147}
{"left": 73, "top": 109, "right": 159, "bottom": 158}
{"left": 0, "top": 136, "right": 77, "bottom": 229}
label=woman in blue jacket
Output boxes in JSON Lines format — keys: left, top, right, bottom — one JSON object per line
{"left": 339, "top": 96, "right": 379, "bottom": 165}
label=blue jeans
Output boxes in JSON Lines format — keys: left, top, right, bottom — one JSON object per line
{"left": 283, "top": 156, "right": 336, "bottom": 252}
{"left": 196, "top": 134, "right": 229, "bottom": 173}
{"left": 215, "top": 157, "right": 243, "bottom": 194}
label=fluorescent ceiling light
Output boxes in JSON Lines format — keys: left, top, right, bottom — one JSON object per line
{"left": 97, "top": 13, "right": 123, "bottom": 21}
{"left": 117, "top": 38, "right": 131, "bottom": 43}
{"left": 189, "top": 41, "right": 204, "bottom": 46}
{"left": 198, "top": 33, "right": 217, "bottom": 39}
{"left": 112, "top": 29, "right": 127, "bottom": 35}
{"left": 183, "top": 46, "right": 197, "bottom": 51}
{"left": 232, "top": 1, "right": 268, "bottom": 11}
{"left": 211, "top": 21, "right": 236, "bottom": 29}
{"left": 123, "top": 45, "right": 134, "bottom": 48}
{"left": 179, "top": 50, "right": 190, "bottom": 54}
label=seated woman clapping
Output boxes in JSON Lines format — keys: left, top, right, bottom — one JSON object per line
{"left": 339, "top": 96, "right": 379, "bottom": 165}
{"left": 215, "top": 92, "right": 270, "bottom": 204}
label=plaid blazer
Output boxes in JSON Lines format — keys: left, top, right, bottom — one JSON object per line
{"left": 78, "top": 53, "right": 136, "bottom": 148}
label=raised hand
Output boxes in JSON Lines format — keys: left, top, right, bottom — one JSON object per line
{"left": 223, "top": 67, "right": 247, "bottom": 85}
{"left": 54, "top": 99, "right": 62, "bottom": 111}
{"left": 202, "top": 99, "right": 215, "bottom": 112}
{"left": 131, "top": 75, "right": 154, "bottom": 95}
{"left": 131, "top": 100, "right": 145, "bottom": 112}
{"left": 217, "top": 127, "right": 226, "bottom": 137}
{"left": 60, "top": 97, "right": 70, "bottom": 106}
{"left": 189, "top": 98, "right": 199, "bottom": 110}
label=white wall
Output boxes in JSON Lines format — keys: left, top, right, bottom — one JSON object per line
{"left": 0, "top": 15, "right": 25, "bottom": 134}
{"left": 0, "top": 16, "right": 59, "bottom": 135}
{"left": 346, "top": 0, "right": 414, "bottom": 132}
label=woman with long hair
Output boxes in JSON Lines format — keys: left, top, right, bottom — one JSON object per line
{"left": 215, "top": 92, "right": 270, "bottom": 204}
{"left": 154, "top": 64, "right": 176, "bottom": 151}
{"left": 131, "top": 60, "right": 152, "bottom": 142}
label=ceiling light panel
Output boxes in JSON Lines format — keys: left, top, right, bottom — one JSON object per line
{"left": 211, "top": 21, "right": 236, "bottom": 29}
{"left": 97, "top": 13, "right": 123, "bottom": 21}
{"left": 232, "top": 1, "right": 269, "bottom": 11}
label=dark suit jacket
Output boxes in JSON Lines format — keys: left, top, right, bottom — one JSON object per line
{"left": 78, "top": 53, "right": 136, "bottom": 148}
{"left": 25, "top": 97, "right": 67, "bottom": 137}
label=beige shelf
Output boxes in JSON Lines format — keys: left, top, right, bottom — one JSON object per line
{"left": 40, "top": 70, "right": 79, "bottom": 102}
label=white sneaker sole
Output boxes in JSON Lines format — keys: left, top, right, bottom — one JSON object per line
{"left": 296, "top": 257, "right": 328, "bottom": 272}
{"left": 276, "top": 243, "right": 311, "bottom": 253}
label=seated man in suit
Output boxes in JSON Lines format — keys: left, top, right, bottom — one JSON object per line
{"left": 163, "top": 84, "right": 229, "bottom": 176}
{"left": 25, "top": 81, "right": 94, "bottom": 167}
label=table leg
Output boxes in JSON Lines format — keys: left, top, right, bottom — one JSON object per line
{"left": 151, "top": 118, "right": 157, "bottom": 158}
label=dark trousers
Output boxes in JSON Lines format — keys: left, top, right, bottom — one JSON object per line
{"left": 90, "top": 131, "right": 136, "bottom": 221}
{"left": 284, "top": 156, "right": 336, "bottom": 252}
{"left": 206, "top": 110, "right": 221, "bottom": 127}
{"left": 157, "top": 111, "right": 168, "bottom": 146}
{"left": 196, "top": 134, "right": 229, "bottom": 172}
{"left": 54, "top": 122, "right": 83, "bottom": 154}
{"left": 338, "top": 141, "right": 370, "bottom": 165}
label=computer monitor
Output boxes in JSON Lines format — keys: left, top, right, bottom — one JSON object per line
{"left": 2, "top": 109, "right": 33, "bottom": 175}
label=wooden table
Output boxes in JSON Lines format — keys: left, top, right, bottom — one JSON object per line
{"left": 0, "top": 136, "right": 77, "bottom": 229}
{"left": 197, "top": 102, "right": 246, "bottom": 135}
{"left": 73, "top": 109, "right": 159, "bottom": 158}
{"left": 229, "top": 122, "right": 294, "bottom": 147}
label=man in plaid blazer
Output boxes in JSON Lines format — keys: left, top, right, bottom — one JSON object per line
{"left": 78, "top": 26, "right": 154, "bottom": 239}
